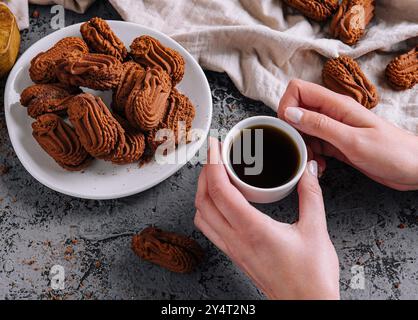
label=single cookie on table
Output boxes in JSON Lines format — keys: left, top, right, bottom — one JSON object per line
{"left": 130, "top": 35, "right": 185, "bottom": 85}
{"left": 330, "top": 0, "right": 375, "bottom": 46}
{"left": 32, "top": 114, "right": 92, "bottom": 171}
{"left": 67, "top": 93, "right": 125, "bottom": 159}
{"left": 132, "top": 227, "right": 204, "bottom": 274}
{"left": 322, "top": 55, "right": 378, "bottom": 109}
{"left": 282, "top": 0, "right": 339, "bottom": 22}
{"left": 20, "top": 83, "right": 81, "bottom": 118}
{"left": 112, "top": 61, "right": 145, "bottom": 115}
{"left": 80, "top": 17, "right": 128, "bottom": 61}
{"left": 29, "top": 37, "right": 89, "bottom": 84}
{"left": 105, "top": 114, "right": 146, "bottom": 165}
{"left": 125, "top": 66, "right": 172, "bottom": 131}
{"left": 55, "top": 53, "right": 123, "bottom": 91}
{"left": 385, "top": 46, "right": 417, "bottom": 90}
{"left": 147, "top": 89, "right": 196, "bottom": 154}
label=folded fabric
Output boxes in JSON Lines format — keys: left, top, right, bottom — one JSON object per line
{"left": 2, "top": 0, "right": 95, "bottom": 29}
{"left": 1, "top": 0, "right": 28, "bottom": 29}
{"left": 109, "top": 0, "right": 418, "bottom": 134}
{"left": 32, "top": 0, "right": 95, "bottom": 13}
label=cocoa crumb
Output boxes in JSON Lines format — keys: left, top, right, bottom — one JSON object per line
{"left": 32, "top": 10, "right": 40, "bottom": 18}
{"left": 398, "top": 223, "right": 407, "bottom": 229}
{"left": 394, "top": 283, "right": 400, "bottom": 289}
{"left": 95, "top": 260, "right": 101, "bottom": 269}
{"left": 0, "top": 165, "right": 10, "bottom": 175}
{"left": 64, "top": 246, "right": 74, "bottom": 255}
{"left": 23, "top": 259, "right": 36, "bottom": 266}
{"left": 84, "top": 291, "right": 93, "bottom": 299}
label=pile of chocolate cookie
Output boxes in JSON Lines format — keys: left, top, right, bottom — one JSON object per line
{"left": 20, "top": 17, "right": 195, "bottom": 171}
{"left": 283, "top": 0, "right": 417, "bottom": 110}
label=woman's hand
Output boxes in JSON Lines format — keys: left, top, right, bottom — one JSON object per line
{"left": 194, "top": 138, "right": 340, "bottom": 300}
{"left": 278, "top": 79, "right": 418, "bottom": 191}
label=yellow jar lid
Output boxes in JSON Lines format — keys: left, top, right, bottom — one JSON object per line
{"left": 0, "top": 3, "right": 20, "bottom": 78}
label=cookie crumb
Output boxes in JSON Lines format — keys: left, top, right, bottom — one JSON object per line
{"left": 32, "top": 10, "right": 40, "bottom": 18}
{"left": 0, "top": 165, "right": 10, "bottom": 175}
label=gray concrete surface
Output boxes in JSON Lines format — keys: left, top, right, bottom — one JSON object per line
{"left": 0, "top": 2, "right": 417, "bottom": 300}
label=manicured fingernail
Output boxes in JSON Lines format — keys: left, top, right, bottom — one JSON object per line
{"left": 285, "top": 107, "right": 303, "bottom": 124}
{"left": 308, "top": 160, "right": 318, "bottom": 177}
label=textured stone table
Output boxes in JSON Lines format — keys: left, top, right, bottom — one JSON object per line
{"left": 0, "top": 2, "right": 417, "bottom": 300}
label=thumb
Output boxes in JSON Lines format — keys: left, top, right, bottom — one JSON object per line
{"left": 285, "top": 107, "right": 354, "bottom": 150}
{"left": 297, "top": 160, "right": 328, "bottom": 235}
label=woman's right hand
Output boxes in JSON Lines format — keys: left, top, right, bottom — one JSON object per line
{"left": 278, "top": 79, "right": 418, "bottom": 191}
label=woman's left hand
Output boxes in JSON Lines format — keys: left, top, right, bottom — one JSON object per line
{"left": 194, "top": 137, "right": 340, "bottom": 300}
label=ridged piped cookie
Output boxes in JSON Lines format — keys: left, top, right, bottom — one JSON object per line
{"left": 322, "top": 55, "right": 378, "bottom": 109}
{"left": 132, "top": 227, "right": 204, "bottom": 274}
{"left": 385, "top": 46, "right": 417, "bottom": 90}
{"left": 32, "top": 114, "right": 92, "bottom": 171}
{"left": 330, "top": 0, "right": 375, "bottom": 45}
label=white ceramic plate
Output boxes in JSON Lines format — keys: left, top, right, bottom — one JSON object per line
{"left": 4, "top": 21, "right": 212, "bottom": 200}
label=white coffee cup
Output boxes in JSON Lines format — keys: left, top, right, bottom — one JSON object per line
{"left": 221, "top": 116, "right": 307, "bottom": 203}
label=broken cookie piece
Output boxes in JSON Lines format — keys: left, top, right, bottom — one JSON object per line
{"left": 124, "top": 66, "right": 172, "bottom": 131}
{"left": 322, "top": 55, "right": 378, "bottom": 109}
{"left": 29, "top": 37, "right": 89, "bottom": 84}
{"left": 130, "top": 35, "right": 185, "bottom": 85}
{"left": 385, "top": 46, "right": 417, "bottom": 90}
{"left": 32, "top": 114, "right": 92, "bottom": 171}
{"left": 55, "top": 53, "right": 123, "bottom": 91}
{"left": 283, "top": 0, "right": 339, "bottom": 22}
{"left": 80, "top": 17, "right": 128, "bottom": 61}
{"left": 20, "top": 83, "right": 81, "bottom": 118}
{"left": 132, "top": 227, "right": 204, "bottom": 273}
{"left": 330, "top": 0, "right": 375, "bottom": 45}
{"left": 67, "top": 93, "right": 125, "bottom": 159}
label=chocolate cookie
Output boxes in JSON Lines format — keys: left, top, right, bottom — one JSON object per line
{"left": 132, "top": 227, "right": 204, "bottom": 273}
{"left": 330, "top": 0, "right": 375, "bottom": 45}
{"left": 29, "top": 37, "right": 89, "bottom": 84}
{"left": 80, "top": 17, "right": 128, "bottom": 61}
{"left": 147, "top": 89, "right": 196, "bottom": 154}
{"left": 105, "top": 114, "right": 146, "bottom": 165}
{"left": 55, "top": 53, "right": 123, "bottom": 91}
{"left": 20, "top": 83, "right": 81, "bottom": 118}
{"left": 282, "top": 0, "right": 339, "bottom": 22}
{"left": 112, "top": 61, "right": 145, "bottom": 115}
{"left": 130, "top": 35, "right": 185, "bottom": 85}
{"left": 67, "top": 93, "right": 125, "bottom": 159}
{"left": 322, "top": 55, "right": 378, "bottom": 109}
{"left": 385, "top": 46, "right": 417, "bottom": 90}
{"left": 32, "top": 114, "right": 92, "bottom": 171}
{"left": 125, "top": 66, "right": 172, "bottom": 131}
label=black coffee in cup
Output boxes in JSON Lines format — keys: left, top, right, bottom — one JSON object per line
{"left": 229, "top": 125, "right": 300, "bottom": 189}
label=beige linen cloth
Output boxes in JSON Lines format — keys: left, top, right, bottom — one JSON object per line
{"left": 2, "top": 0, "right": 95, "bottom": 29}
{"left": 5, "top": 0, "right": 418, "bottom": 133}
